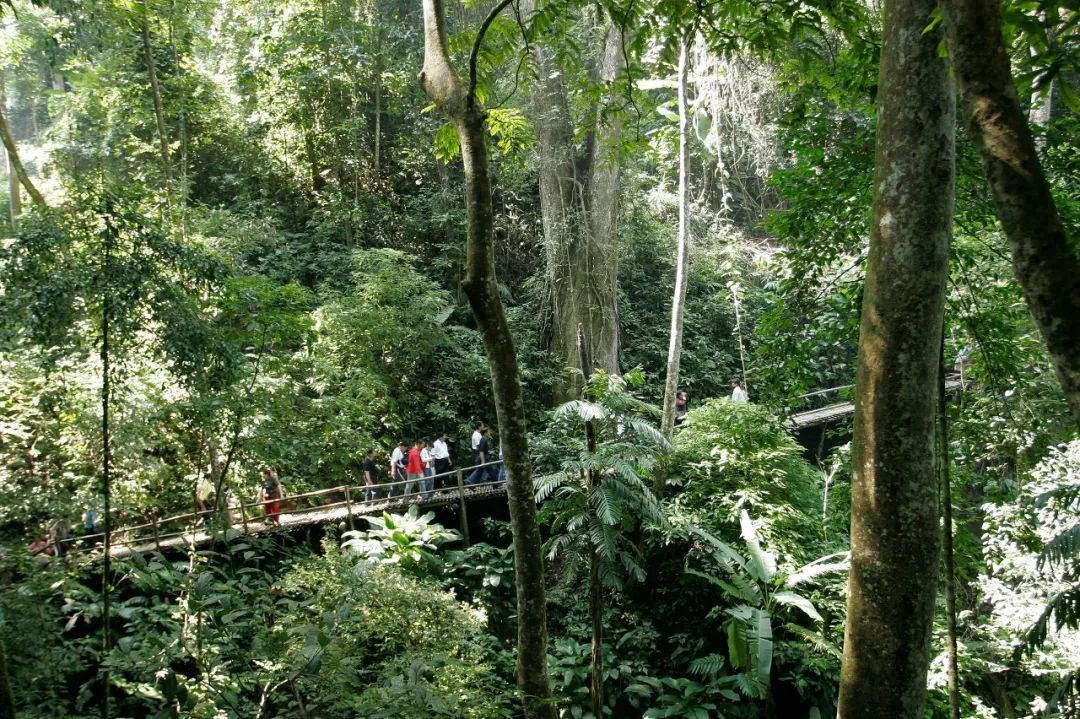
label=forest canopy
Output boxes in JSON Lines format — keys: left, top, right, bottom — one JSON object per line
{"left": 0, "top": 0, "right": 1077, "bottom": 717}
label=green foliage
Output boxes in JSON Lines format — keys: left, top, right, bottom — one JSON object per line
{"left": 669, "top": 398, "right": 832, "bottom": 556}
{"left": 341, "top": 505, "right": 461, "bottom": 575}
{"left": 281, "top": 540, "right": 514, "bottom": 718}
{"left": 682, "top": 510, "right": 846, "bottom": 702}
{"left": 535, "top": 368, "right": 668, "bottom": 588}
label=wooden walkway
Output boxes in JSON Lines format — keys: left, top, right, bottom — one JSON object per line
{"left": 70, "top": 464, "right": 506, "bottom": 559}
{"left": 789, "top": 374, "right": 967, "bottom": 429}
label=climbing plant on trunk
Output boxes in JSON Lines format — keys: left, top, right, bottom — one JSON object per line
{"left": 417, "top": 1, "right": 556, "bottom": 716}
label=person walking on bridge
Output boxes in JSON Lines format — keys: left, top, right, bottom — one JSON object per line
{"left": 390, "top": 441, "right": 407, "bottom": 496}
{"left": 420, "top": 440, "right": 435, "bottom": 497}
{"left": 406, "top": 440, "right": 424, "bottom": 498}
{"left": 431, "top": 432, "right": 452, "bottom": 485}
{"left": 731, "top": 378, "right": 749, "bottom": 403}
{"left": 260, "top": 469, "right": 284, "bottom": 525}
{"left": 467, "top": 428, "right": 496, "bottom": 485}
{"left": 363, "top": 448, "right": 379, "bottom": 501}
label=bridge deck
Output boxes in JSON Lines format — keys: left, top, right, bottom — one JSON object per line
{"left": 70, "top": 466, "right": 507, "bottom": 560}
{"left": 789, "top": 374, "right": 967, "bottom": 429}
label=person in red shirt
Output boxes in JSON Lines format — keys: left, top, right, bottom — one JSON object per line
{"left": 405, "top": 441, "right": 424, "bottom": 499}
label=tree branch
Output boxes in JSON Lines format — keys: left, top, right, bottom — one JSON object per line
{"left": 469, "top": 0, "right": 515, "bottom": 106}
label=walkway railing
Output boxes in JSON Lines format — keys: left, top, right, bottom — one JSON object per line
{"left": 68, "top": 460, "right": 506, "bottom": 557}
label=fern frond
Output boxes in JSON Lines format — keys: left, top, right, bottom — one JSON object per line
{"left": 1015, "top": 581, "right": 1080, "bottom": 660}
{"left": 688, "top": 653, "right": 727, "bottom": 678}
{"left": 1040, "top": 523, "right": 1080, "bottom": 570}
{"left": 782, "top": 623, "right": 842, "bottom": 659}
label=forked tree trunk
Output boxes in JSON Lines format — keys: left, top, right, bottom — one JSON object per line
{"left": 524, "top": 4, "right": 622, "bottom": 394}
{"left": 836, "top": 0, "right": 954, "bottom": 712}
{"left": 418, "top": 2, "right": 555, "bottom": 717}
{"left": 941, "top": 0, "right": 1080, "bottom": 428}
{"left": 0, "top": 76, "right": 45, "bottom": 210}
{"left": 659, "top": 35, "right": 692, "bottom": 446}
{"left": 140, "top": 2, "right": 174, "bottom": 200}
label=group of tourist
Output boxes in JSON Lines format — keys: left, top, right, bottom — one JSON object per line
{"left": 675, "top": 377, "right": 749, "bottom": 424}
{"left": 361, "top": 421, "right": 504, "bottom": 502}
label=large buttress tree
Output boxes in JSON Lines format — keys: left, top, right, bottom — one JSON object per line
{"left": 523, "top": 0, "right": 624, "bottom": 392}
{"left": 418, "top": 1, "right": 556, "bottom": 717}
{"left": 941, "top": 0, "right": 1080, "bottom": 428}
{"left": 836, "top": 0, "right": 955, "bottom": 714}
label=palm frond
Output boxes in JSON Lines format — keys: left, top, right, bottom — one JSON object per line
{"left": 686, "top": 567, "right": 758, "bottom": 603}
{"left": 555, "top": 399, "right": 608, "bottom": 422}
{"left": 785, "top": 552, "right": 851, "bottom": 588}
{"left": 772, "top": 590, "right": 824, "bottom": 623}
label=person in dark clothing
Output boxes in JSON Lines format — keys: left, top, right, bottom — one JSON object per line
{"left": 467, "top": 428, "right": 498, "bottom": 485}
{"left": 362, "top": 448, "right": 379, "bottom": 501}
{"left": 675, "top": 390, "right": 689, "bottom": 424}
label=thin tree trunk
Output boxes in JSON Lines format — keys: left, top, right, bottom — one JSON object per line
{"left": 4, "top": 143, "right": 20, "bottom": 233}
{"left": 940, "top": 341, "right": 960, "bottom": 719}
{"left": 140, "top": 2, "right": 174, "bottom": 200}
{"left": 419, "top": 2, "right": 556, "bottom": 716}
{"left": 0, "top": 76, "right": 44, "bottom": 209}
{"left": 101, "top": 206, "right": 116, "bottom": 719}
{"left": 836, "top": 0, "right": 955, "bottom": 712}
{"left": 941, "top": 0, "right": 1080, "bottom": 428}
{"left": 659, "top": 35, "right": 692, "bottom": 445}
{"left": 0, "top": 639, "right": 16, "bottom": 719}
{"left": 577, "top": 326, "right": 603, "bottom": 718}
{"left": 373, "top": 30, "right": 382, "bottom": 176}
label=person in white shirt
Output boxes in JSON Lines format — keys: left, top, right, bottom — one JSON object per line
{"left": 431, "top": 432, "right": 452, "bottom": 479}
{"left": 730, "top": 378, "right": 749, "bottom": 403}
{"left": 420, "top": 441, "right": 434, "bottom": 495}
{"left": 389, "top": 441, "right": 407, "bottom": 496}
{"left": 471, "top": 421, "right": 485, "bottom": 453}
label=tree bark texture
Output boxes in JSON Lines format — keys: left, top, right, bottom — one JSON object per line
{"left": 140, "top": 4, "right": 174, "bottom": 197}
{"left": 659, "top": 35, "right": 692, "bottom": 442}
{"left": 0, "top": 76, "right": 44, "bottom": 210}
{"left": 836, "top": 0, "right": 954, "bottom": 713}
{"left": 525, "top": 6, "right": 623, "bottom": 393}
{"left": 418, "top": 2, "right": 556, "bottom": 717}
{"left": 942, "top": 0, "right": 1080, "bottom": 428}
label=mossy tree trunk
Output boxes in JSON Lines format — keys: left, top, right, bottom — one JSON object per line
{"left": 941, "top": 0, "right": 1080, "bottom": 429}
{"left": 836, "top": 0, "right": 955, "bottom": 713}
{"left": 418, "top": 2, "right": 556, "bottom": 717}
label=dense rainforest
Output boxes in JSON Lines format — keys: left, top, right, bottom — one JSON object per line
{"left": 0, "top": 0, "right": 1078, "bottom": 716}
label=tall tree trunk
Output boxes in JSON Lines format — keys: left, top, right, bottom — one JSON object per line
{"left": 373, "top": 32, "right": 382, "bottom": 176}
{"left": 140, "top": 2, "right": 174, "bottom": 200}
{"left": 4, "top": 143, "right": 20, "bottom": 233}
{"left": 939, "top": 342, "right": 960, "bottom": 719}
{"left": 577, "top": 326, "right": 603, "bottom": 718}
{"left": 941, "top": 0, "right": 1080, "bottom": 428}
{"left": 836, "top": 0, "right": 955, "bottom": 712}
{"left": 525, "top": 5, "right": 622, "bottom": 394}
{"left": 0, "top": 76, "right": 45, "bottom": 210}
{"left": 419, "top": 3, "right": 556, "bottom": 717}
{"left": 659, "top": 35, "right": 692, "bottom": 446}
